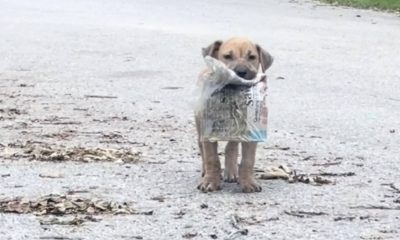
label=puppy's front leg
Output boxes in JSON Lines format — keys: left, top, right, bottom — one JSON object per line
{"left": 224, "top": 141, "right": 239, "bottom": 182}
{"left": 195, "top": 116, "right": 205, "bottom": 176}
{"left": 197, "top": 141, "right": 221, "bottom": 192}
{"left": 239, "top": 142, "right": 262, "bottom": 193}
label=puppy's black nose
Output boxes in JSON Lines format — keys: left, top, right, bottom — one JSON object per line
{"left": 236, "top": 70, "right": 247, "bottom": 78}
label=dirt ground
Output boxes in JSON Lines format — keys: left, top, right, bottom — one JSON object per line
{"left": 1, "top": 0, "right": 400, "bottom": 239}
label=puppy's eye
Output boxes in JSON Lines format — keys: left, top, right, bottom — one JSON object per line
{"left": 248, "top": 55, "right": 257, "bottom": 60}
{"left": 223, "top": 54, "right": 232, "bottom": 60}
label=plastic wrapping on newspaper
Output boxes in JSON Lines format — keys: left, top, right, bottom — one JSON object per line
{"left": 195, "top": 56, "right": 268, "bottom": 142}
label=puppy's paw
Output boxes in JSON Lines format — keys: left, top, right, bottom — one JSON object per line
{"left": 197, "top": 176, "right": 221, "bottom": 193}
{"left": 224, "top": 169, "right": 238, "bottom": 183}
{"left": 239, "top": 178, "right": 262, "bottom": 193}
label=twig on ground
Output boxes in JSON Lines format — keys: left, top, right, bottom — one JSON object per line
{"left": 284, "top": 210, "right": 328, "bottom": 218}
{"left": 389, "top": 183, "right": 400, "bottom": 194}
{"left": 316, "top": 172, "right": 355, "bottom": 177}
{"left": 230, "top": 214, "right": 240, "bottom": 229}
{"left": 350, "top": 205, "right": 400, "bottom": 210}
{"left": 226, "top": 214, "right": 249, "bottom": 240}
{"left": 312, "top": 161, "right": 342, "bottom": 167}
{"left": 225, "top": 229, "right": 248, "bottom": 240}
{"left": 84, "top": 95, "right": 117, "bottom": 99}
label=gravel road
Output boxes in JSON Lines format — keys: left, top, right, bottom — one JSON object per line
{"left": 1, "top": 0, "right": 400, "bottom": 239}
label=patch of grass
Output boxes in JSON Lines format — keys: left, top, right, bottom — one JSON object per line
{"left": 321, "top": 0, "right": 400, "bottom": 12}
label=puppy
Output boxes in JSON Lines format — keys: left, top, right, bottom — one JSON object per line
{"left": 196, "top": 37, "right": 273, "bottom": 193}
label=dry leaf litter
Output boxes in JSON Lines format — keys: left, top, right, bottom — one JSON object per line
{"left": 257, "top": 164, "right": 345, "bottom": 185}
{"left": 0, "top": 194, "right": 135, "bottom": 215}
{"left": 0, "top": 194, "right": 154, "bottom": 226}
{"left": 0, "top": 142, "right": 141, "bottom": 163}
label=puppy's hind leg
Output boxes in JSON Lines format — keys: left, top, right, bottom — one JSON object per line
{"left": 224, "top": 141, "right": 239, "bottom": 182}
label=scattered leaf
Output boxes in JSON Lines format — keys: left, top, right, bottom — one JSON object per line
{"left": 334, "top": 216, "right": 356, "bottom": 221}
{"left": 210, "top": 234, "right": 218, "bottom": 239}
{"left": 182, "top": 233, "right": 197, "bottom": 239}
{"left": 200, "top": 203, "right": 208, "bottom": 209}
{"left": 39, "top": 173, "right": 64, "bottom": 179}
{"left": 39, "top": 216, "right": 99, "bottom": 226}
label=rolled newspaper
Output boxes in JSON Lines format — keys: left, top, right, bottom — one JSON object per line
{"left": 197, "top": 57, "right": 268, "bottom": 142}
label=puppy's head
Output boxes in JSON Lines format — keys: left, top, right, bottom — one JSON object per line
{"left": 202, "top": 38, "right": 273, "bottom": 80}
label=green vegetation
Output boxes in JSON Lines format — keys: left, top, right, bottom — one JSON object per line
{"left": 321, "top": 0, "right": 400, "bottom": 12}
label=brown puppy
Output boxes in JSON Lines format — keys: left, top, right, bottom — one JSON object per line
{"left": 196, "top": 37, "right": 273, "bottom": 193}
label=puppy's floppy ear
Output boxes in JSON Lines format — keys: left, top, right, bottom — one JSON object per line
{"left": 256, "top": 44, "right": 273, "bottom": 72}
{"left": 202, "top": 40, "right": 223, "bottom": 58}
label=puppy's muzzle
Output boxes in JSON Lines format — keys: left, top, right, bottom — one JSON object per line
{"left": 235, "top": 69, "right": 247, "bottom": 78}
{"left": 234, "top": 65, "right": 255, "bottom": 80}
